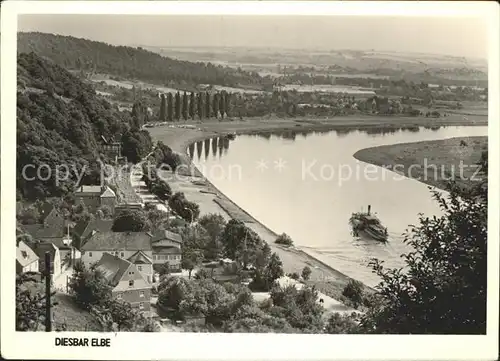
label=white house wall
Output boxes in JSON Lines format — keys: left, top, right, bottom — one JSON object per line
{"left": 81, "top": 250, "right": 153, "bottom": 282}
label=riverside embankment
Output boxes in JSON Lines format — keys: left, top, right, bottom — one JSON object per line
{"left": 353, "top": 136, "right": 488, "bottom": 191}
{"left": 146, "top": 116, "right": 487, "bottom": 299}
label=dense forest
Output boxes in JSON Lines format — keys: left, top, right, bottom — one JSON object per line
{"left": 18, "top": 32, "right": 265, "bottom": 88}
{"left": 17, "top": 52, "right": 151, "bottom": 200}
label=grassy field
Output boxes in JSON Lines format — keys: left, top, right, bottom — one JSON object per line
{"left": 354, "top": 136, "right": 488, "bottom": 191}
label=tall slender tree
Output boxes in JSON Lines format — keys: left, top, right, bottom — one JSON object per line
{"left": 205, "top": 92, "right": 211, "bottom": 120}
{"left": 182, "top": 91, "right": 188, "bottom": 121}
{"left": 219, "top": 91, "right": 225, "bottom": 119}
{"left": 174, "top": 91, "right": 181, "bottom": 121}
{"left": 197, "top": 92, "right": 203, "bottom": 120}
{"left": 212, "top": 92, "right": 219, "bottom": 119}
{"left": 159, "top": 93, "right": 166, "bottom": 121}
{"left": 131, "top": 101, "right": 147, "bottom": 128}
{"left": 225, "top": 92, "right": 231, "bottom": 117}
{"left": 167, "top": 92, "right": 173, "bottom": 122}
{"left": 189, "top": 92, "right": 196, "bottom": 120}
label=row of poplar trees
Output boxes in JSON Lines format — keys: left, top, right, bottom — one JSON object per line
{"left": 159, "top": 91, "right": 232, "bottom": 122}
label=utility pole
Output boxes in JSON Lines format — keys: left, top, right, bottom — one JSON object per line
{"left": 45, "top": 251, "right": 52, "bottom": 332}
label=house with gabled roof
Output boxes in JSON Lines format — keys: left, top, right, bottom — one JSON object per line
{"left": 127, "top": 251, "right": 153, "bottom": 283}
{"left": 74, "top": 185, "right": 117, "bottom": 214}
{"left": 148, "top": 230, "right": 183, "bottom": 272}
{"left": 39, "top": 202, "right": 64, "bottom": 227}
{"left": 95, "top": 252, "right": 151, "bottom": 311}
{"left": 99, "top": 135, "right": 122, "bottom": 162}
{"left": 16, "top": 241, "right": 39, "bottom": 274}
{"left": 29, "top": 241, "right": 62, "bottom": 278}
{"left": 81, "top": 231, "right": 153, "bottom": 282}
{"left": 20, "top": 210, "right": 79, "bottom": 271}
{"left": 73, "top": 218, "right": 114, "bottom": 248}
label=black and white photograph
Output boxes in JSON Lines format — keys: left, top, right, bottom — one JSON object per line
{"left": 1, "top": 1, "right": 498, "bottom": 360}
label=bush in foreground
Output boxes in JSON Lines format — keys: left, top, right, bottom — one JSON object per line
{"left": 301, "top": 266, "right": 312, "bottom": 281}
{"left": 360, "top": 152, "right": 488, "bottom": 334}
{"left": 342, "top": 279, "right": 364, "bottom": 309}
{"left": 275, "top": 233, "right": 293, "bottom": 246}
{"left": 168, "top": 192, "right": 200, "bottom": 223}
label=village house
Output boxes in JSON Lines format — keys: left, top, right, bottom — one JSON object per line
{"left": 74, "top": 185, "right": 117, "bottom": 213}
{"left": 127, "top": 251, "right": 153, "bottom": 283}
{"left": 72, "top": 218, "right": 114, "bottom": 249}
{"left": 148, "top": 230, "right": 183, "bottom": 272}
{"left": 50, "top": 228, "right": 81, "bottom": 271}
{"left": 38, "top": 202, "right": 65, "bottom": 228}
{"left": 99, "top": 135, "right": 122, "bottom": 162}
{"left": 16, "top": 241, "right": 39, "bottom": 274}
{"left": 95, "top": 252, "right": 152, "bottom": 311}
{"left": 80, "top": 231, "right": 153, "bottom": 283}
{"left": 30, "top": 241, "right": 62, "bottom": 278}
{"left": 20, "top": 204, "right": 80, "bottom": 270}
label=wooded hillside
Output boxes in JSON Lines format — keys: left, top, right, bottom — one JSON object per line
{"left": 18, "top": 32, "right": 264, "bottom": 88}
{"left": 17, "top": 52, "right": 151, "bottom": 200}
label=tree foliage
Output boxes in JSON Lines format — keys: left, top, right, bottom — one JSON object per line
{"left": 197, "top": 93, "right": 203, "bottom": 120}
{"left": 205, "top": 92, "right": 211, "bottom": 119}
{"left": 18, "top": 32, "right": 263, "bottom": 88}
{"left": 142, "top": 165, "right": 172, "bottom": 201}
{"left": 182, "top": 91, "right": 189, "bottom": 121}
{"left": 168, "top": 192, "right": 200, "bottom": 223}
{"left": 68, "top": 261, "right": 112, "bottom": 310}
{"left": 111, "top": 209, "right": 149, "bottom": 232}
{"left": 121, "top": 128, "right": 152, "bottom": 164}
{"left": 249, "top": 251, "right": 284, "bottom": 292}
{"left": 151, "top": 141, "right": 184, "bottom": 171}
{"left": 189, "top": 92, "right": 196, "bottom": 119}
{"left": 301, "top": 266, "right": 312, "bottom": 281}
{"left": 342, "top": 279, "right": 364, "bottom": 309}
{"left": 212, "top": 92, "right": 220, "bottom": 119}
{"left": 269, "top": 284, "right": 325, "bottom": 332}
{"left": 219, "top": 219, "right": 267, "bottom": 269}
{"left": 17, "top": 52, "right": 130, "bottom": 200}
{"left": 325, "top": 313, "right": 362, "bottom": 334}
{"left": 174, "top": 92, "right": 181, "bottom": 121}
{"left": 198, "top": 213, "right": 227, "bottom": 260}
{"left": 159, "top": 93, "right": 166, "bottom": 121}
{"left": 16, "top": 272, "right": 56, "bottom": 331}
{"left": 158, "top": 278, "right": 254, "bottom": 327}
{"left": 167, "top": 93, "right": 173, "bottom": 121}
{"left": 275, "top": 233, "right": 294, "bottom": 246}
{"left": 157, "top": 277, "right": 193, "bottom": 311}
{"left": 360, "top": 152, "right": 488, "bottom": 334}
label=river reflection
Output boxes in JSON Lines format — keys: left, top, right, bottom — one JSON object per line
{"left": 188, "top": 125, "right": 448, "bottom": 161}
{"left": 192, "top": 125, "right": 488, "bottom": 287}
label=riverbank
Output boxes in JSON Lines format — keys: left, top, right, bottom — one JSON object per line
{"left": 149, "top": 114, "right": 487, "bottom": 153}
{"left": 353, "top": 136, "right": 488, "bottom": 191}
{"left": 147, "top": 116, "right": 486, "bottom": 300}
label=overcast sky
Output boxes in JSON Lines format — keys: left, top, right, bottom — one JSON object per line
{"left": 18, "top": 15, "right": 488, "bottom": 59}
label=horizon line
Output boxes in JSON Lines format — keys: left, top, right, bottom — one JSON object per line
{"left": 17, "top": 31, "right": 487, "bottom": 64}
